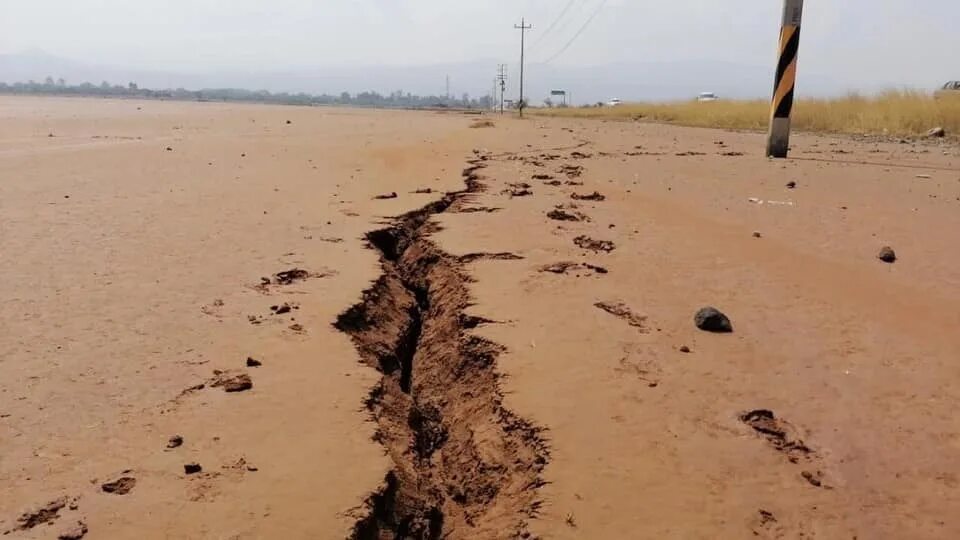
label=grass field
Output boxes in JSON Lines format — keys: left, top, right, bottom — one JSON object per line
{"left": 535, "top": 90, "right": 960, "bottom": 137}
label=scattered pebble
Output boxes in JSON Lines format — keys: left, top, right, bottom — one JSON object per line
{"left": 167, "top": 435, "right": 184, "bottom": 449}
{"left": 184, "top": 463, "right": 203, "bottom": 475}
{"left": 246, "top": 357, "right": 262, "bottom": 367}
{"left": 786, "top": 181, "right": 797, "bottom": 189}
{"left": 878, "top": 246, "right": 897, "bottom": 263}
{"left": 753, "top": 232, "right": 762, "bottom": 238}
{"left": 374, "top": 192, "right": 398, "bottom": 200}
{"left": 679, "top": 346, "right": 691, "bottom": 353}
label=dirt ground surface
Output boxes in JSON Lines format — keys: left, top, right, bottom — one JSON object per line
{"left": 2, "top": 96, "right": 959, "bottom": 539}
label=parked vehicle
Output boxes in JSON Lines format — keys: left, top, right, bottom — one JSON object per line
{"left": 697, "top": 92, "right": 719, "bottom": 102}
{"left": 606, "top": 98, "right": 622, "bottom": 107}
{"left": 935, "top": 81, "right": 960, "bottom": 99}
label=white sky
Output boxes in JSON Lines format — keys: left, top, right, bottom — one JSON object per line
{"left": 1, "top": 1, "right": 957, "bottom": 90}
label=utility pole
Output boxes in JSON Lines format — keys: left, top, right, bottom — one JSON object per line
{"left": 497, "top": 64, "right": 508, "bottom": 115}
{"left": 445, "top": 75, "right": 450, "bottom": 102}
{"left": 514, "top": 18, "right": 532, "bottom": 117}
{"left": 766, "top": 0, "right": 803, "bottom": 158}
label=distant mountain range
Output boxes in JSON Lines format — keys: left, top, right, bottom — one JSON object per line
{"left": 0, "top": 50, "right": 893, "bottom": 105}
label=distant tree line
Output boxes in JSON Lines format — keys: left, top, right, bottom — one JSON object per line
{"left": 0, "top": 77, "right": 493, "bottom": 110}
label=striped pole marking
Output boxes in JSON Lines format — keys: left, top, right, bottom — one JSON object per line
{"left": 766, "top": 0, "right": 804, "bottom": 158}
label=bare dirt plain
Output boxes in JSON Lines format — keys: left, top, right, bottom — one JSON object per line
{"left": 2, "top": 96, "right": 960, "bottom": 539}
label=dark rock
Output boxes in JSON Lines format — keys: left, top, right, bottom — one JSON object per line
{"left": 694, "top": 307, "right": 733, "bottom": 333}
{"left": 246, "top": 357, "right": 262, "bottom": 367}
{"left": 753, "top": 232, "right": 762, "bottom": 238}
{"left": 184, "top": 463, "right": 202, "bottom": 475}
{"left": 878, "top": 246, "right": 897, "bottom": 263}
{"left": 165, "top": 147, "right": 173, "bottom": 151}
{"left": 374, "top": 192, "right": 398, "bottom": 200}
{"left": 101, "top": 477, "right": 136, "bottom": 495}
{"left": 679, "top": 346, "right": 691, "bottom": 353}
{"left": 786, "top": 181, "right": 797, "bottom": 189}
{"left": 167, "top": 435, "right": 184, "bottom": 449}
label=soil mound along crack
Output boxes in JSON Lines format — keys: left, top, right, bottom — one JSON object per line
{"left": 334, "top": 160, "right": 549, "bottom": 540}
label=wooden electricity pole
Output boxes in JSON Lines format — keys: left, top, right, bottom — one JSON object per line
{"left": 497, "top": 64, "right": 508, "bottom": 115}
{"left": 515, "top": 18, "right": 532, "bottom": 117}
{"left": 766, "top": 0, "right": 804, "bottom": 158}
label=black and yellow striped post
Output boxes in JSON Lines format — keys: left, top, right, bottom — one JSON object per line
{"left": 766, "top": 0, "right": 804, "bottom": 158}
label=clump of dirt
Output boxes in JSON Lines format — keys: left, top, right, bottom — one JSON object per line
{"left": 571, "top": 191, "right": 605, "bottom": 201}
{"left": 532, "top": 174, "right": 554, "bottom": 180}
{"left": 459, "top": 252, "right": 524, "bottom": 264}
{"left": 574, "top": 236, "right": 616, "bottom": 253}
{"left": 211, "top": 371, "right": 253, "bottom": 393}
{"left": 273, "top": 268, "right": 310, "bottom": 285}
{"left": 740, "top": 409, "right": 814, "bottom": 463}
{"left": 595, "top": 301, "right": 647, "bottom": 330}
{"left": 11, "top": 497, "right": 69, "bottom": 531}
{"left": 559, "top": 164, "right": 584, "bottom": 178}
{"left": 456, "top": 206, "right": 501, "bottom": 214}
{"left": 335, "top": 159, "right": 549, "bottom": 539}
{"left": 502, "top": 182, "right": 533, "bottom": 196}
{"left": 101, "top": 477, "right": 136, "bottom": 495}
{"left": 270, "top": 302, "right": 299, "bottom": 315}
{"left": 539, "top": 262, "right": 608, "bottom": 275}
{"left": 547, "top": 209, "right": 585, "bottom": 222}
{"left": 57, "top": 520, "right": 88, "bottom": 540}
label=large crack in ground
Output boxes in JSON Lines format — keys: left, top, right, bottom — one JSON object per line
{"left": 334, "top": 158, "right": 549, "bottom": 540}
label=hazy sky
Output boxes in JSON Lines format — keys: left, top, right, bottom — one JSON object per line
{"left": 2, "top": 1, "right": 958, "bottom": 92}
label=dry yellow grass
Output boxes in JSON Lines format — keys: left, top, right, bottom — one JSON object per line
{"left": 536, "top": 90, "right": 960, "bottom": 137}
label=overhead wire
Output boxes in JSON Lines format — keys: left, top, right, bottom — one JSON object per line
{"left": 538, "top": 0, "right": 610, "bottom": 65}
{"left": 530, "top": 0, "right": 578, "bottom": 50}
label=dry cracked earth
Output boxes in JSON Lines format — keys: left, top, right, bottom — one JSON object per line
{"left": 2, "top": 97, "right": 960, "bottom": 539}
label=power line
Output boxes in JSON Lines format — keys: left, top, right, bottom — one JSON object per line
{"left": 531, "top": 0, "right": 577, "bottom": 49}
{"left": 539, "top": 0, "right": 609, "bottom": 65}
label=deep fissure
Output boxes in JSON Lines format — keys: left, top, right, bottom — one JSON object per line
{"left": 335, "top": 160, "right": 549, "bottom": 539}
